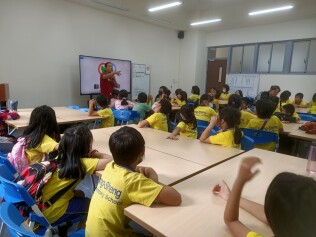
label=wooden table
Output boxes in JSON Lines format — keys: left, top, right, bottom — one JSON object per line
{"left": 218, "top": 100, "right": 228, "bottom": 105}
{"left": 288, "top": 129, "right": 316, "bottom": 141}
{"left": 295, "top": 107, "right": 309, "bottom": 113}
{"left": 125, "top": 148, "right": 312, "bottom": 237}
{"left": 92, "top": 125, "right": 244, "bottom": 167}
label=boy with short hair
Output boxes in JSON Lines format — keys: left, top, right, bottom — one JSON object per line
{"left": 132, "top": 92, "right": 152, "bottom": 121}
{"left": 86, "top": 127, "right": 181, "bottom": 237}
{"left": 292, "top": 92, "right": 308, "bottom": 108}
{"left": 88, "top": 95, "right": 114, "bottom": 128}
{"left": 274, "top": 104, "right": 300, "bottom": 123}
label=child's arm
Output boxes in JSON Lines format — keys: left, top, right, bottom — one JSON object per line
{"left": 89, "top": 149, "right": 113, "bottom": 171}
{"left": 200, "top": 116, "right": 217, "bottom": 143}
{"left": 223, "top": 157, "right": 262, "bottom": 237}
{"left": 167, "top": 127, "right": 181, "bottom": 140}
{"left": 138, "top": 120, "right": 150, "bottom": 128}
{"left": 88, "top": 99, "right": 98, "bottom": 116}
{"left": 137, "top": 166, "right": 158, "bottom": 183}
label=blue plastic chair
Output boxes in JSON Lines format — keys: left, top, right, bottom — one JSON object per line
{"left": 299, "top": 114, "right": 316, "bottom": 121}
{"left": 0, "top": 202, "right": 85, "bottom": 237}
{"left": 0, "top": 155, "right": 19, "bottom": 179}
{"left": 241, "top": 128, "right": 279, "bottom": 152}
{"left": 241, "top": 135, "right": 254, "bottom": 151}
{"left": 130, "top": 110, "right": 141, "bottom": 122}
{"left": 297, "top": 112, "right": 316, "bottom": 118}
{"left": 78, "top": 107, "right": 89, "bottom": 112}
{"left": 197, "top": 125, "right": 216, "bottom": 139}
{"left": 67, "top": 105, "right": 80, "bottom": 110}
{"left": 212, "top": 104, "right": 217, "bottom": 111}
{"left": 197, "top": 120, "right": 209, "bottom": 127}
{"left": 170, "top": 122, "right": 176, "bottom": 132}
{"left": 113, "top": 110, "right": 131, "bottom": 125}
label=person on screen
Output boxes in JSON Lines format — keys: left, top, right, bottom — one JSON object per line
{"left": 100, "top": 62, "right": 121, "bottom": 98}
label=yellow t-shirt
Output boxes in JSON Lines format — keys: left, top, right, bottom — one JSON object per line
{"left": 246, "top": 117, "right": 282, "bottom": 151}
{"left": 97, "top": 108, "right": 114, "bottom": 128}
{"left": 146, "top": 112, "right": 168, "bottom": 132}
{"left": 292, "top": 112, "right": 301, "bottom": 121}
{"left": 42, "top": 158, "right": 99, "bottom": 223}
{"left": 291, "top": 100, "right": 307, "bottom": 106}
{"left": 86, "top": 161, "right": 163, "bottom": 237}
{"left": 308, "top": 101, "right": 316, "bottom": 114}
{"left": 209, "top": 130, "right": 241, "bottom": 148}
{"left": 240, "top": 111, "right": 257, "bottom": 128}
{"left": 194, "top": 106, "right": 218, "bottom": 122}
{"left": 26, "top": 135, "right": 58, "bottom": 164}
{"left": 188, "top": 94, "right": 200, "bottom": 102}
{"left": 172, "top": 98, "right": 186, "bottom": 107}
{"left": 220, "top": 93, "right": 230, "bottom": 100}
{"left": 176, "top": 121, "right": 197, "bottom": 139}
{"left": 247, "top": 231, "right": 263, "bottom": 237}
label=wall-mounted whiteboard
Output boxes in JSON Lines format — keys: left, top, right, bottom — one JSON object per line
{"left": 226, "top": 74, "right": 260, "bottom": 98}
{"left": 132, "top": 64, "right": 150, "bottom": 100}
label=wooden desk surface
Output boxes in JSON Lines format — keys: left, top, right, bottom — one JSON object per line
{"left": 125, "top": 148, "right": 311, "bottom": 237}
{"left": 281, "top": 122, "right": 302, "bottom": 134}
{"left": 295, "top": 107, "right": 309, "bottom": 113}
{"left": 218, "top": 100, "right": 228, "bottom": 105}
{"left": 92, "top": 125, "right": 244, "bottom": 167}
{"left": 91, "top": 130, "right": 206, "bottom": 185}
{"left": 288, "top": 129, "right": 316, "bottom": 141}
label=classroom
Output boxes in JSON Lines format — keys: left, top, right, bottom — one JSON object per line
{"left": 1, "top": 0, "right": 316, "bottom": 237}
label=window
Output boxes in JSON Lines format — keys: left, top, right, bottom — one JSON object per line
{"left": 231, "top": 46, "right": 243, "bottom": 73}
{"left": 307, "top": 40, "right": 316, "bottom": 73}
{"left": 291, "top": 41, "right": 309, "bottom": 73}
{"left": 242, "top": 45, "right": 255, "bottom": 73}
{"left": 257, "top": 44, "right": 272, "bottom": 73}
{"left": 270, "top": 43, "right": 286, "bottom": 72}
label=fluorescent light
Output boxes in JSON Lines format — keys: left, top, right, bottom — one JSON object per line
{"left": 148, "top": 2, "right": 182, "bottom": 12}
{"left": 190, "top": 19, "right": 221, "bottom": 26}
{"left": 249, "top": 5, "right": 293, "bottom": 16}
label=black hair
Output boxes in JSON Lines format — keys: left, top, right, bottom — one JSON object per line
{"left": 270, "top": 85, "right": 281, "bottom": 91}
{"left": 282, "top": 104, "right": 295, "bottom": 116}
{"left": 255, "top": 99, "right": 275, "bottom": 119}
{"left": 155, "top": 86, "right": 169, "bottom": 101}
{"left": 96, "top": 95, "right": 109, "bottom": 108}
{"left": 174, "top": 88, "right": 182, "bottom": 95}
{"left": 223, "top": 84, "right": 230, "bottom": 93}
{"left": 214, "top": 89, "right": 221, "bottom": 99}
{"left": 264, "top": 172, "right": 316, "bottom": 237}
{"left": 228, "top": 94, "right": 242, "bottom": 109}
{"left": 219, "top": 107, "right": 242, "bottom": 145}
{"left": 109, "top": 126, "right": 145, "bottom": 166}
{"left": 159, "top": 99, "right": 172, "bottom": 132}
{"left": 23, "top": 105, "right": 60, "bottom": 149}
{"left": 104, "top": 62, "right": 112, "bottom": 72}
{"left": 111, "top": 89, "right": 119, "bottom": 98}
{"left": 137, "top": 92, "right": 148, "bottom": 103}
{"left": 236, "top": 90, "right": 243, "bottom": 97}
{"left": 280, "top": 90, "right": 291, "bottom": 102}
{"left": 57, "top": 124, "right": 92, "bottom": 180}
{"left": 119, "top": 89, "right": 129, "bottom": 106}
{"left": 313, "top": 92, "right": 316, "bottom": 102}
{"left": 179, "top": 91, "right": 188, "bottom": 102}
{"left": 269, "top": 96, "right": 279, "bottom": 111}
{"left": 166, "top": 89, "right": 171, "bottom": 99}
{"left": 191, "top": 86, "right": 200, "bottom": 95}
{"left": 241, "top": 97, "right": 250, "bottom": 106}
{"left": 295, "top": 92, "right": 304, "bottom": 99}
{"left": 199, "top": 94, "right": 210, "bottom": 105}
{"left": 180, "top": 104, "right": 197, "bottom": 129}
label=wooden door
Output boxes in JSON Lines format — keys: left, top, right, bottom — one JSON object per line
{"left": 206, "top": 60, "right": 227, "bottom": 93}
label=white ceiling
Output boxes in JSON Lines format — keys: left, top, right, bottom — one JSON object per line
{"left": 66, "top": 0, "right": 316, "bottom": 32}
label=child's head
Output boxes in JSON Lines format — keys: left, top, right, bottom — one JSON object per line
{"left": 24, "top": 105, "right": 60, "bottom": 147}
{"left": 179, "top": 104, "right": 197, "bottom": 128}
{"left": 109, "top": 126, "right": 145, "bottom": 167}
{"left": 111, "top": 89, "right": 119, "bottom": 99}
{"left": 228, "top": 94, "right": 242, "bottom": 109}
{"left": 268, "top": 85, "right": 281, "bottom": 97}
{"left": 295, "top": 92, "right": 304, "bottom": 103}
{"left": 155, "top": 98, "right": 172, "bottom": 115}
{"left": 158, "top": 86, "right": 168, "bottom": 95}
{"left": 96, "top": 95, "right": 109, "bottom": 108}
{"left": 219, "top": 107, "right": 242, "bottom": 144}
{"left": 282, "top": 104, "right": 295, "bottom": 116}
{"left": 57, "top": 124, "right": 92, "bottom": 179}
{"left": 241, "top": 97, "right": 250, "bottom": 110}
{"left": 174, "top": 88, "right": 182, "bottom": 96}
{"left": 255, "top": 99, "right": 275, "bottom": 119}
{"left": 137, "top": 92, "right": 148, "bottom": 103}
{"left": 264, "top": 172, "right": 316, "bottom": 237}
{"left": 119, "top": 89, "right": 129, "bottom": 106}
{"left": 191, "top": 86, "right": 200, "bottom": 95}
{"left": 235, "top": 90, "right": 243, "bottom": 97}
{"left": 199, "top": 94, "right": 210, "bottom": 106}
{"left": 280, "top": 90, "right": 291, "bottom": 102}
{"left": 222, "top": 84, "right": 230, "bottom": 93}
{"left": 177, "top": 91, "right": 188, "bottom": 102}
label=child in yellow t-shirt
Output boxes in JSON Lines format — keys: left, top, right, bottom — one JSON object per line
{"left": 42, "top": 124, "right": 112, "bottom": 224}
{"left": 194, "top": 94, "right": 218, "bottom": 122}
{"left": 219, "top": 84, "right": 231, "bottom": 101}
{"left": 208, "top": 87, "right": 221, "bottom": 112}
{"left": 200, "top": 107, "right": 242, "bottom": 148}
{"left": 88, "top": 95, "right": 114, "bottom": 128}
{"left": 292, "top": 92, "right": 308, "bottom": 108}
{"left": 212, "top": 157, "right": 316, "bottom": 237}
{"left": 308, "top": 92, "right": 316, "bottom": 114}
{"left": 86, "top": 126, "right": 181, "bottom": 237}
{"left": 228, "top": 94, "right": 256, "bottom": 128}
{"left": 188, "top": 85, "right": 200, "bottom": 103}
{"left": 241, "top": 97, "right": 255, "bottom": 114}
{"left": 138, "top": 98, "right": 172, "bottom": 132}
{"left": 172, "top": 90, "right": 187, "bottom": 107}
{"left": 167, "top": 104, "right": 197, "bottom": 140}
{"left": 247, "top": 99, "right": 283, "bottom": 151}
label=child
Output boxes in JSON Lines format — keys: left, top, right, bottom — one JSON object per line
{"left": 200, "top": 107, "right": 242, "bottom": 148}
{"left": 228, "top": 94, "right": 256, "bottom": 128}
{"left": 194, "top": 94, "right": 218, "bottom": 122}
{"left": 109, "top": 89, "right": 119, "bottom": 108}
{"left": 86, "top": 126, "right": 181, "bottom": 236}
{"left": 132, "top": 92, "right": 152, "bottom": 120}
{"left": 88, "top": 96, "right": 114, "bottom": 128}
{"left": 247, "top": 99, "right": 283, "bottom": 151}
{"left": 241, "top": 97, "right": 254, "bottom": 114}
{"left": 154, "top": 86, "right": 169, "bottom": 102}
{"left": 208, "top": 88, "right": 220, "bottom": 112}
{"left": 188, "top": 86, "right": 200, "bottom": 103}
{"left": 167, "top": 104, "right": 197, "bottom": 140}
{"left": 138, "top": 99, "right": 172, "bottom": 132}
{"left": 213, "top": 157, "right": 316, "bottom": 237}
{"left": 277, "top": 90, "right": 292, "bottom": 112}
{"left": 115, "top": 89, "right": 134, "bottom": 110}
{"left": 171, "top": 89, "right": 187, "bottom": 107}
{"left": 42, "top": 124, "right": 112, "bottom": 224}
{"left": 292, "top": 92, "right": 308, "bottom": 108}
{"left": 274, "top": 103, "right": 300, "bottom": 123}
{"left": 219, "top": 84, "right": 231, "bottom": 100}
{"left": 235, "top": 90, "right": 243, "bottom": 97}
{"left": 308, "top": 92, "right": 316, "bottom": 114}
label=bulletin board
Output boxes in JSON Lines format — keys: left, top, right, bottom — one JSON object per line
{"left": 131, "top": 64, "right": 150, "bottom": 100}
{"left": 226, "top": 74, "right": 260, "bottom": 97}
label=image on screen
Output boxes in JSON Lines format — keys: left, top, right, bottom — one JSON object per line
{"left": 79, "top": 55, "right": 131, "bottom": 95}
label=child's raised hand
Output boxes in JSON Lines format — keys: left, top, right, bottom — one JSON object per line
{"left": 237, "top": 157, "right": 262, "bottom": 183}
{"left": 210, "top": 116, "right": 219, "bottom": 126}
{"left": 89, "top": 99, "right": 95, "bottom": 106}
{"left": 212, "top": 181, "right": 231, "bottom": 201}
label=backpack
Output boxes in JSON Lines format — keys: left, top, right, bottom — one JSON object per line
{"left": 7, "top": 137, "right": 29, "bottom": 173}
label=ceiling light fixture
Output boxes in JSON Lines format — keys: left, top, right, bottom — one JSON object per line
{"left": 248, "top": 5, "right": 293, "bottom": 16}
{"left": 190, "top": 19, "right": 221, "bottom": 26}
{"left": 148, "top": 1, "right": 182, "bottom": 12}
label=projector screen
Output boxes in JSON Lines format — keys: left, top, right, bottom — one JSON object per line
{"left": 79, "top": 55, "right": 131, "bottom": 95}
